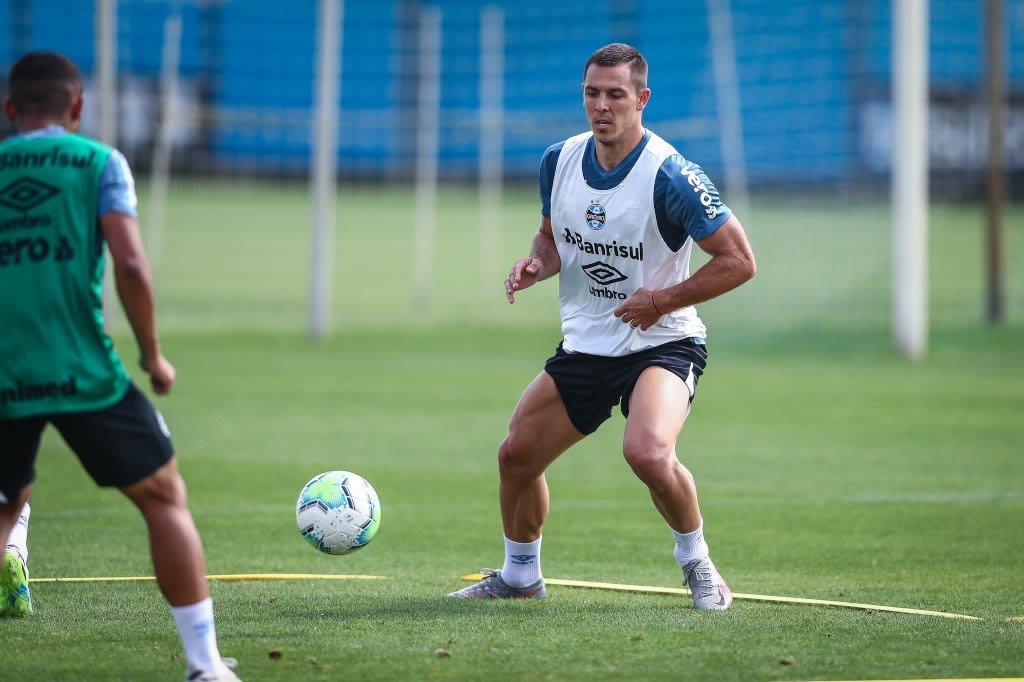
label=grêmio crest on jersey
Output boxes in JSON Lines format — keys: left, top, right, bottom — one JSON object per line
{"left": 585, "top": 200, "right": 606, "bottom": 230}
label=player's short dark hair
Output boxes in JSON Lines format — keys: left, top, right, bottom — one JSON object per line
{"left": 7, "top": 51, "right": 83, "bottom": 118}
{"left": 583, "top": 43, "right": 648, "bottom": 94}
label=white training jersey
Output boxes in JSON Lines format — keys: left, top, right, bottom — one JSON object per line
{"left": 544, "top": 129, "right": 732, "bottom": 356}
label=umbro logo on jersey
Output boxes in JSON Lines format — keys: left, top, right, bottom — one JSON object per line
{"left": 0, "top": 177, "right": 60, "bottom": 213}
{"left": 582, "top": 261, "right": 628, "bottom": 285}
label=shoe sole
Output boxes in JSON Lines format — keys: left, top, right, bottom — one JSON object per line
{"left": 450, "top": 588, "right": 546, "bottom": 599}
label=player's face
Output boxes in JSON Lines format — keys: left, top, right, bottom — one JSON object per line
{"left": 582, "top": 63, "right": 649, "bottom": 148}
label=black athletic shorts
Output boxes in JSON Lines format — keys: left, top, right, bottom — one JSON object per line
{"left": 0, "top": 383, "right": 174, "bottom": 501}
{"left": 543, "top": 337, "right": 708, "bottom": 436}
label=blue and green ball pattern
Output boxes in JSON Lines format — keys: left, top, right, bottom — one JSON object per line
{"left": 296, "top": 471, "right": 381, "bottom": 555}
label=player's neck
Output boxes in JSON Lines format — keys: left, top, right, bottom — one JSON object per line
{"left": 594, "top": 125, "right": 645, "bottom": 170}
{"left": 15, "top": 115, "right": 74, "bottom": 134}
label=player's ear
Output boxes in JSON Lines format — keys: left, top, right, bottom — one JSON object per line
{"left": 637, "top": 88, "right": 651, "bottom": 111}
{"left": 67, "top": 92, "right": 84, "bottom": 131}
{"left": 3, "top": 97, "right": 16, "bottom": 123}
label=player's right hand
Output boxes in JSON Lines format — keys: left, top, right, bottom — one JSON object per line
{"left": 506, "top": 257, "right": 543, "bottom": 303}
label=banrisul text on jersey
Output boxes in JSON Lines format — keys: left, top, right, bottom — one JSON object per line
{"left": 561, "top": 227, "right": 644, "bottom": 261}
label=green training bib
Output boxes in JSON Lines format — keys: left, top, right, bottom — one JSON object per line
{"left": 0, "top": 133, "right": 130, "bottom": 418}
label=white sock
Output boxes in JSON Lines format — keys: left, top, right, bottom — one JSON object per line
{"left": 500, "top": 535, "right": 542, "bottom": 588}
{"left": 171, "top": 597, "right": 221, "bottom": 672}
{"left": 671, "top": 522, "right": 709, "bottom": 566}
{"left": 5, "top": 501, "right": 30, "bottom": 565}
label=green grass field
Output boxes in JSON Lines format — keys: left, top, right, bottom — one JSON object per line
{"left": 1, "top": 183, "right": 1022, "bottom": 681}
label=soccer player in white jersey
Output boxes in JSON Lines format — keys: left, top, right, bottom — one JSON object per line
{"left": 450, "top": 43, "right": 755, "bottom": 610}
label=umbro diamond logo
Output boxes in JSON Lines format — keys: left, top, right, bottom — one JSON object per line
{"left": 0, "top": 177, "right": 60, "bottom": 213}
{"left": 509, "top": 554, "right": 536, "bottom": 565}
{"left": 582, "top": 261, "right": 628, "bottom": 285}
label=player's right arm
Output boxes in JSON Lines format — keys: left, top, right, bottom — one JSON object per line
{"left": 508, "top": 141, "right": 565, "bottom": 304}
{"left": 101, "top": 211, "right": 175, "bottom": 395}
{"left": 506, "top": 217, "right": 560, "bottom": 304}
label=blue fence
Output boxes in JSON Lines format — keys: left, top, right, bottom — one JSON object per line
{"left": 3, "top": 0, "right": 1022, "bottom": 189}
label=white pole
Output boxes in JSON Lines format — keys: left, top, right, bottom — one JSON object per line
{"left": 412, "top": 6, "right": 441, "bottom": 309}
{"left": 95, "top": 0, "right": 117, "bottom": 148}
{"left": 478, "top": 6, "right": 504, "bottom": 297}
{"left": 892, "top": 0, "right": 929, "bottom": 358}
{"left": 985, "top": 0, "right": 1006, "bottom": 324}
{"left": 309, "top": 0, "right": 342, "bottom": 342}
{"left": 147, "top": 9, "right": 182, "bottom": 278}
{"left": 704, "top": 0, "right": 751, "bottom": 219}
{"left": 95, "top": 0, "right": 118, "bottom": 326}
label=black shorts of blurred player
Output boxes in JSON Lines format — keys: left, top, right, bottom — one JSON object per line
{"left": 0, "top": 384, "right": 174, "bottom": 499}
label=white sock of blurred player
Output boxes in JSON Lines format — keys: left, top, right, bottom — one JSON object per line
{"left": 171, "top": 597, "right": 223, "bottom": 672}
{"left": 5, "top": 502, "right": 30, "bottom": 565}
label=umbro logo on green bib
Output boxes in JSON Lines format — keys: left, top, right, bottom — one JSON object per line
{"left": 0, "top": 177, "right": 60, "bottom": 213}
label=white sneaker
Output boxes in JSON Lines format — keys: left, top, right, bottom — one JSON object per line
{"left": 186, "top": 658, "right": 241, "bottom": 681}
{"left": 448, "top": 568, "right": 546, "bottom": 599}
{"left": 681, "top": 557, "right": 733, "bottom": 611}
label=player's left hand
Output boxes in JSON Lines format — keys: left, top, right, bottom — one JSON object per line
{"left": 614, "top": 287, "right": 665, "bottom": 331}
{"left": 141, "top": 354, "right": 177, "bottom": 395}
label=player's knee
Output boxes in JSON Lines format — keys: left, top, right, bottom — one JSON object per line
{"left": 497, "top": 437, "right": 519, "bottom": 474}
{"left": 497, "top": 436, "right": 536, "bottom": 482}
{"left": 122, "top": 459, "right": 187, "bottom": 507}
{"left": 622, "top": 441, "right": 673, "bottom": 484}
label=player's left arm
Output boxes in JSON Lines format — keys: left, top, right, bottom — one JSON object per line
{"left": 615, "top": 157, "right": 755, "bottom": 329}
{"left": 101, "top": 211, "right": 175, "bottom": 394}
{"left": 98, "top": 150, "right": 175, "bottom": 394}
{"left": 653, "top": 215, "right": 756, "bottom": 314}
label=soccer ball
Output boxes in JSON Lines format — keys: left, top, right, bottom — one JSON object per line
{"left": 295, "top": 471, "right": 381, "bottom": 555}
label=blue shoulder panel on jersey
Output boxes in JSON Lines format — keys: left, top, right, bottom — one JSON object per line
{"left": 6, "top": 125, "right": 138, "bottom": 220}
{"left": 581, "top": 130, "right": 651, "bottom": 190}
{"left": 653, "top": 155, "right": 732, "bottom": 251}
{"left": 98, "top": 149, "right": 138, "bottom": 218}
{"left": 539, "top": 141, "right": 564, "bottom": 218}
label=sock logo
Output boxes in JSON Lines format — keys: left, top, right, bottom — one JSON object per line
{"left": 509, "top": 554, "right": 536, "bottom": 565}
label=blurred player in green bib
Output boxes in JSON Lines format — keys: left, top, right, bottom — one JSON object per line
{"left": 0, "top": 51, "right": 240, "bottom": 681}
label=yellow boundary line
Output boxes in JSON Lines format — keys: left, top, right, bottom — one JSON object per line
{"left": 30, "top": 572, "right": 1012, "bottom": 623}
{"left": 25, "top": 572, "right": 1021, "bottom": 682}
{"left": 461, "top": 573, "right": 981, "bottom": 621}
{"left": 30, "top": 573, "right": 387, "bottom": 583}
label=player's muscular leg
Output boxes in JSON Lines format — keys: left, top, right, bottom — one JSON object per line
{"left": 499, "top": 372, "right": 584, "bottom": 542}
{"left": 121, "top": 459, "right": 210, "bottom": 606}
{"left": 623, "top": 367, "right": 703, "bottom": 533}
